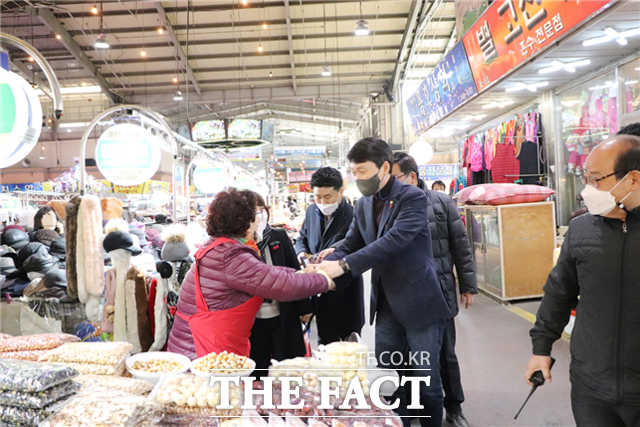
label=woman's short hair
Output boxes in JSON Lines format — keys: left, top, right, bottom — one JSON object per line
{"left": 34, "top": 206, "right": 62, "bottom": 230}
{"left": 206, "top": 188, "right": 257, "bottom": 238}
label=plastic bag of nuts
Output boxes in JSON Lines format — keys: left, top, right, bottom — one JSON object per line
{"left": 0, "top": 333, "right": 79, "bottom": 353}
{"left": 0, "top": 402, "right": 61, "bottom": 426}
{"left": 0, "top": 350, "right": 49, "bottom": 361}
{"left": 39, "top": 342, "right": 133, "bottom": 365}
{"left": 0, "top": 380, "right": 80, "bottom": 409}
{"left": 40, "top": 386, "right": 161, "bottom": 427}
{"left": 55, "top": 358, "right": 127, "bottom": 376}
{"left": 75, "top": 374, "right": 153, "bottom": 395}
{"left": 0, "top": 359, "right": 80, "bottom": 393}
{"left": 151, "top": 374, "right": 243, "bottom": 409}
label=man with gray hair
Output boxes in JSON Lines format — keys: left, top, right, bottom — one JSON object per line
{"left": 527, "top": 134, "right": 640, "bottom": 426}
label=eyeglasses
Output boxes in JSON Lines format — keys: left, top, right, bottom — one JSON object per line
{"left": 393, "top": 173, "right": 407, "bottom": 181}
{"left": 580, "top": 171, "right": 620, "bottom": 188}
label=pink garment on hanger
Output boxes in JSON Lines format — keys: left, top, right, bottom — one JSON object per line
{"left": 608, "top": 95, "right": 618, "bottom": 134}
{"left": 484, "top": 129, "right": 495, "bottom": 171}
{"left": 470, "top": 140, "right": 484, "bottom": 172}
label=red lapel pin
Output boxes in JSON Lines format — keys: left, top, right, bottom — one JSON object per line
{"left": 389, "top": 201, "right": 394, "bottom": 209}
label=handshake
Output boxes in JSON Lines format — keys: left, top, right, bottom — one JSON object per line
{"left": 298, "top": 248, "right": 345, "bottom": 279}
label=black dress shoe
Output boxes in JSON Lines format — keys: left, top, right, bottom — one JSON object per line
{"left": 446, "top": 411, "right": 470, "bottom": 427}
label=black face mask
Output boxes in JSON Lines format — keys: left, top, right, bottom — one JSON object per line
{"left": 356, "top": 169, "right": 382, "bottom": 197}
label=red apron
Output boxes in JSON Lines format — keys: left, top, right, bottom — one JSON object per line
{"left": 176, "top": 237, "right": 263, "bottom": 358}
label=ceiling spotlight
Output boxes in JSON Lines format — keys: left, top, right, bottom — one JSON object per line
{"left": 172, "top": 76, "right": 178, "bottom": 83}
{"left": 583, "top": 26, "right": 640, "bottom": 47}
{"left": 505, "top": 81, "right": 549, "bottom": 92}
{"left": 158, "top": 28, "right": 164, "bottom": 34}
{"left": 28, "top": 56, "right": 34, "bottom": 62}
{"left": 94, "top": 33, "right": 110, "bottom": 49}
{"left": 141, "top": 49, "right": 146, "bottom": 57}
{"left": 258, "top": 44, "right": 263, "bottom": 52}
{"left": 91, "top": 5, "right": 98, "bottom": 14}
{"left": 262, "top": 22, "right": 268, "bottom": 29}
{"left": 81, "top": 81, "right": 87, "bottom": 86}
{"left": 322, "top": 66, "right": 331, "bottom": 77}
{"left": 55, "top": 33, "right": 62, "bottom": 40}
{"left": 242, "top": 0, "right": 248, "bottom": 4}
{"left": 173, "top": 91, "right": 183, "bottom": 101}
{"left": 539, "top": 59, "right": 591, "bottom": 74}
{"left": 269, "top": 71, "right": 273, "bottom": 77}
{"left": 355, "top": 20, "right": 370, "bottom": 36}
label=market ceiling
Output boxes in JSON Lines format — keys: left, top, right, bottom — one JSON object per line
{"left": 1, "top": 0, "right": 456, "bottom": 138}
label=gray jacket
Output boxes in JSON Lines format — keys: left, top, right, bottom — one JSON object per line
{"left": 422, "top": 184, "right": 477, "bottom": 317}
{"left": 530, "top": 210, "right": 640, "bottom": 405}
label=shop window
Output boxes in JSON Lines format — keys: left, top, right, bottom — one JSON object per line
{"left": 559, "top": 70, "right": 618, "bottom": 214}
{"left": 620, "top": 58, "right": 640, "bottom": 117}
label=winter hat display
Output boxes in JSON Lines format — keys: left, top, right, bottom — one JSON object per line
{"left": 151, "top": 234, "right": 165, "bottom": 249}
{"left": 154, "top": 214, "right": 169, "bottom": 224}
{"left": 2, "top": 229, "right": 29, "bottom": 251}
{"left": 3, "top": 225, "right": 25, "bottom": 232}
{"left": 17, "top": 242, "right": 49, "bottom": 269}
{"left": 48, "top": 238, "right": 66, "bottom": 260}
{"left": 145, "top": 227, "right": 160, "bottom": 240}
{"left": 65, "top": 195, "right": 82, "bottom": 299}
{"left": 103, "top": 219, "right": 142, "bottom": 256}
{"left": 76, "top": 195, "right": 105, "bottom": 322}
{"left": 0, "top": 257, "right": 18, "bottom": 276}
{"left": 43, "top": 268, "right": 67, "bottom": 289}
{"left": 34, "top": 229, "right": 60, "bottom": 247}
{"left": 0, "top": 245, "right": 18, "bottom": 262}
{"left": 161, "top": 225, "right": 191, "bottom": 262}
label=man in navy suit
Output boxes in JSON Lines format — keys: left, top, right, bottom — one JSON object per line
{"left": 295, "top": 167, "right": 365, "bottom": 344}
{"left": 318, "top": 137, "right": 452, "bottom": 427}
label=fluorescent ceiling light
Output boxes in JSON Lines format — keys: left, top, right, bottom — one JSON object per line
{"left": 482, "top": 100, "right": 514, "bottom": 109}
{"left": 321, "top": 66, "right": 331, "bottom": 77}
{"left": 355, "top": 20, "right": 370, "bottom": 36}
{"left": 35, "top": 85, "right": 103, "bottom": 96}
{"left": 505, "top": 81, "right": 548, "bottom": 93}
{"left": 626, "top": 80, "right": 639, "bottom": 85}
{"left": 94, "top": 34, "right": 109, "bottom": 49}
{"left": 583, "top": 26, "right": 640, "bottom": 47}
{"left": 539, "top": 59, "right": 591, "bottom": 74}
{"left": 462, "top": 114, "right": 487, "bottom": 121}
{"left": 59, "top": 121, "right": 111, "bottom": 128}
{"left": 561, "top": 100, "right": 581, "bottom": 107}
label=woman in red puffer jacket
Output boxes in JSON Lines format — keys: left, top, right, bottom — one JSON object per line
{"left": 167, "top": 188, "right": 333, "bottom": 360}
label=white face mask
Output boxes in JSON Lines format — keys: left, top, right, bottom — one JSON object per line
{"left": 256, "top": 211, "right": 268, "bottom": 241}
{"left": 580, "top": 173, "right": 632, "bottom": 216}
{"left": 317, "top": 201, "right": 339, "bottom": 217}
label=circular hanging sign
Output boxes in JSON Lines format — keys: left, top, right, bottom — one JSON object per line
{"left": 234, "top": 171, "right": 256, "bottom": 191}
{"left": 95, "top": 123, "right": 161, "bottom": 186}
{"left": 149, "top": 188, "right": 171, "bottom": 207}
{"left": 193, "top": 162, "right": 229, "bottom": 195}
{"left": 0, "top": 69, "right": 30, "bottom": 162}
{"left": 0, "top": 70, "right": 43, "bottom": 168}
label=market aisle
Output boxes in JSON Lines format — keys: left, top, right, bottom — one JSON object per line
{"left": 351, "top": 271, "right": 574, "bottom": 427}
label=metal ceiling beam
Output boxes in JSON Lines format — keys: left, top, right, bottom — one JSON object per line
{"left": 389, "top": 0, "right": 422, "bottom": 94}
{"left": 128, "top": 81, "right": 379, "bottom": 107}
{"left": 154, "top": 1, "right": 200, "bottom": 96}
{"left": 16, "top": 45, "right": 415, "bottom": 63}
{"left": 283, "top": 0, "right": 297, "bottom": 94}
{"left": 100, "top": 59, "right": 396, "bottom": 78}
{"left": 10, "top": 60, "right": 52, "bottom": 100}
{"left": 56, "top": 13, "right": 431, "bottom": 36}
{"left": 113, "top": 71, "right": 391, "bottom": 90}
{"left": 28, "top": 7, "right": 121, "bottom": 104}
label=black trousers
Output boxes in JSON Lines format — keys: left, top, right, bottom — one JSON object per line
{"left": 249, "top": 316, "right": 285, "bottom": 380}
{"left": 571, "top": 386, "right": 640, "bottom": 427}
{"left": 440, "top": 317, "right": 465, "bottom": 414}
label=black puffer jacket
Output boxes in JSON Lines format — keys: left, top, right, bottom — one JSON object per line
{"left": 530, "top": 209, "right": 640, "bottom": 405}
{"left": 422, "top": 183, "right": 477, "bottom": 316}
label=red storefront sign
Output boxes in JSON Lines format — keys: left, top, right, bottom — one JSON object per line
{"left": 462, "top": 0, "right": 613, "bottom": 92}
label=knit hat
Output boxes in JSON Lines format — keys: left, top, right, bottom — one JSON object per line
{"left": 154, "top": 214, "right": 168, "bottom": 224}
{"left": 103, "top": 219, "right": 142, "bottom": 256}
{"left": 0, "top": 245, "right": 17, "bottom": 260}
{"left": 49, "top": 238, "right": 66, "bottom": 260}
{"left": 2, "top": 229, "right": 29, "bottom": 251}
{"left": 34, "top": 229, "right": 60, "bottom": 247}
{"left": 18, "top": 242, "right": 49, "bottom": 268}
{"left": 150, "top": 223, "right": 165, "bottom": 233}
{"left": 3, "top": 225, "right": 25, "bottom": 233}
{"left": 43, "top": 269, "right": 67, "bottom": 288}
{"left": 23, "top": 253, "right": 56, "bottom": 274}
{"left": 145, "top": 228, "right": 160, "bottom": 240}
{"left": 160, "top": 225, "right": 191, "bottom": 262}
{"left": 151, "top": 234, "right": 165, "bottom": 249}
{"left": 129, "top": 228, "right": 148, "bottom": 247}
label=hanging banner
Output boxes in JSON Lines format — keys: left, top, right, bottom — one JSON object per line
{"left": 95, "top": 123, "right": 161, "bottom": 186}
{"left": 462, "top": 0, "right": 612, "bottom": 92}
{"left": 406, "top": 42, "right": 478, "bottom": 134}
{"left": 0, "top": 183, "right": 44, "bottom": 193}
{"left": 418, "top": 164, "right": 459, "bottom": 181}
{"left": 173, "top": 163, "right": 187, "bottom": 218}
